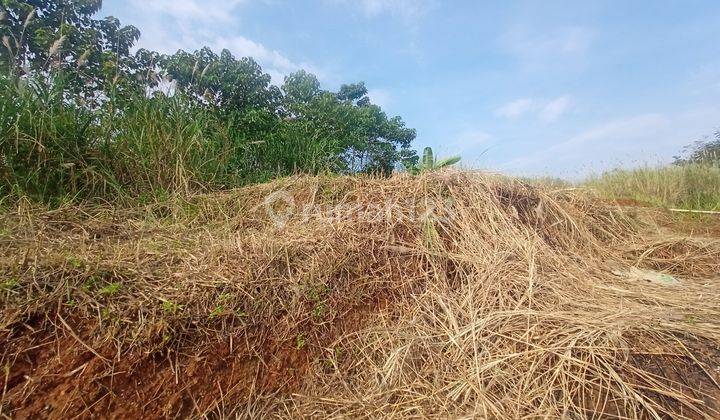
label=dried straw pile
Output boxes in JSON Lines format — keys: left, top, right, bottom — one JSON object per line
{"left": 1, "top": 171, "right": 719, "bottom": 418}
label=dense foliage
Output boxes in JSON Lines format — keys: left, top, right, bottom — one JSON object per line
{"left": 0, "top": 0, "right": 418, "bottom": 203}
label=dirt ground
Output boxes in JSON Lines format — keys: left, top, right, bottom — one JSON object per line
{"left": 2, "top": 175, "right": 720, "bottom": 418}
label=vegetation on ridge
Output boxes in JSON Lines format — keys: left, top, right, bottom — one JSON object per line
{"left": 587, "top": 131, "right": 720, "bottom": 210}
{"left": 1, "top": 2, "right": 720, "bottom": 419}
{"left": 2, "top": 172, "right": 720, "bottom": 417}
{"left": 0, "top": 0, "right": 419, "bottom": 204}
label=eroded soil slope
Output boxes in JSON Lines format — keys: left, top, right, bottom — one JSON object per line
{"left": 2, "top": 172, "right": 719, "bottom": 418}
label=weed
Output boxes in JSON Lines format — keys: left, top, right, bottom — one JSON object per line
{"left": 587, "top": 163, "right": 720, "bottom": 210}
{"left": 306, "top": 284, "right": 329, "bottom": 302}
{"left": 209, "top": 305, "right": 225, "bottom": 319}
{"left": 313, "top": 302, "right": 326, "bottom": 320}
{"left": 67, "top": 257, "right": 83, "bottom": 269}
{"left": 296, "top": 333, "right": 306, "bottom": 350}
{"left": 99, "top": 282, "right": 122, "bottom": 296}
{"left": 82, "top": 276, "right": 99, "bottom": 292}
{"left": 161, "top": 300, "right": 181, "bottom": 314}
{"left": 217, "top": 292, "right": 233, "bottom": 301}
{"left": 0, "top": 278, "right": 19, "bottom": 291}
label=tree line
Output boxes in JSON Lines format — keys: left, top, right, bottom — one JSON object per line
{"left": 0, "top": 0, "right": 420, "bottom": 203}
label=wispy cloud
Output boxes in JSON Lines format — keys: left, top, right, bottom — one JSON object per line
{"left": 443, "top": 128, "right": 494, "bottom": 158}
{"left": 140, "top": 0, "right": 246, "bottom": 23}
{"left": 127, "top": 0, "right": 322, "bottom": 85}
{"left": 539, "top": 95, "right": 572, "bottom": 122}
{"left": 500, "top": 107, "right": 720, "bottom": 176}
{"left": 456, "top": 129, "right": 493, "bottom": 147}
{"left": 213, "top": 36, "right": 324, "bottom": 83}
{"left": 495, "top": 98, "right": 534, "bottom": 119}
{"left": 495, "top": 95, "right": 572, "bottom": 123}
{"left": 332, "top": 0, "right": 437, "bottom": 22}
{"left": 367, "top": 88, "right": 392, "bottom": 108}
{"left": 501, "top": 26, "right": 593, "bottom": 66}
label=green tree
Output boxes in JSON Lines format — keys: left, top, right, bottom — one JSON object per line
{"left": 0, "top": 0, "right": 146, "bottom": 97}
{"left": 281, "top": 71, "right": 417, "bottom": 175}
{"left": 160, "top": 48, "right": 282, "bottom": 115}
{"left": 283, "top": 69, "right": 321, "bottom": 105}
{"left": 0, "top": 1, "right": 421, "bottom": 202}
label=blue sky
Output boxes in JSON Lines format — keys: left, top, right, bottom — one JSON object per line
{"left": 103, "top": 0, "right": 720, "bottom": 178}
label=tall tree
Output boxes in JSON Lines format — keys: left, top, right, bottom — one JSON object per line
{"left": 160, "top": 47, "right": 282, "bottom": 115}
{"left": 0, "top": 0, "right": 146, "bottom": 97}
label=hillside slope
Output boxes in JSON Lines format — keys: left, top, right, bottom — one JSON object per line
{"left": 1, "top": 172, "right": 719, "bottom": 418}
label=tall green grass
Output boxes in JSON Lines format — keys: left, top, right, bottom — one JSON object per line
{"left": 100, "top": 94, "right": 241, "bottom": 197}
{"left": 0, "top": 75, "right": 243, "bottom": 204}
{"left": 0, "top": 74, "right": 349, "bottom": 205}
{"left": 0, "top": 76, "right": 100, "bottom": 203}
{"left": 587, "top": 164, "right": 720, "bottom": 210}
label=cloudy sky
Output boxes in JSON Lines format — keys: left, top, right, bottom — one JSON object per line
{"left": 103, "top": 0, "right": 720, "bottom": 178}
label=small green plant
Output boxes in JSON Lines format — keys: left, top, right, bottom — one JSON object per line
{"left": 217, "top": 292, "right": 233, "bottom": 301}
{"left": 1, "top": 278, "right": 20, "bottom": 291}
{"left": 296, "top": 333, "right": 306, "bottom": 350}
{"left": 161, "top": 300, "right": 181, "bottom": 313}
{"left": 99, "top": 282, "right": 122, "bottom": 296}
{"left": 407, "top": 147, "right": 461, "bottom": 174}
{"left": 82, "top": 276, "right": 100, "bottom": 292}
{"left": 209, "top": 305, "right": 225, "bottom": 319}
{"left": 68, "top": 257, "right": 83, "bottom": 269}
{"left": 306, "top": 284, "right": 329, "bottom": 302}
{"left": 101, "top": 307, "right": 111, "bottom": 319}
{"left": 313, "top": 302, "right": 326, "bottom": 319}
{"left": 322, "top": 347, "right": 343, "bottom": 370}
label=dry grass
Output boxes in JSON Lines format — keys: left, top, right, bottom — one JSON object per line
{"left": 1, "top": 171, "right": 719, "bottom": 418}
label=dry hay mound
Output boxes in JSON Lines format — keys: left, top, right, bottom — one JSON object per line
{"left": 1, "top": 171, "right": 719, "bottom": 418}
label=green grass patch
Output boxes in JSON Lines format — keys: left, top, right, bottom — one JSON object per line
{"left": 586, "top": 163, "right": 720, "bottom": 210}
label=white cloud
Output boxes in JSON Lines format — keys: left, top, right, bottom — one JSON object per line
{"left": 456, "top": 129, "right": 493, "bottom": 151}
{"left": 331, "top": 0, "right": 437, "bottom": 21}
{"left": 499, "top": 107, "right": 720, "bottom": 177}
{"left": 126, "top": 0, "right": 322, "bottom": 85}
{"left": 139, "top": 0, "right": 245, "bottom": 23}
{"left": 501, "top": 26, "right": 593, "bottom": 65}
{"left": 495, "top": 95, "right": 572, "bottom": 123}
{"left": 495, "top": 98, "right": 534, "bottom": 119}
{"left": 442, "top": 129, "right": 494, "bottom": 161}
{"left": 367, "top": 88, "right": 392, "bottom": 108}
{"left": 213, "top": 35, "right": 323, "bottom": 83}
{"left": 217, "top": 36, "right": 324, "bottom": 84}
{"left": 539, "top": 95, "right": 572, "bottom": 122}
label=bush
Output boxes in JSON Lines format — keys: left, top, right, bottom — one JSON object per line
{"left": 0, "top": 75, "right": 103, "bottom": 203}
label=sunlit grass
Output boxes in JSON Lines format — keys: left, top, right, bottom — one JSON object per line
{"left": 587, "top": 163, "right": 720, "bottom": 210}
